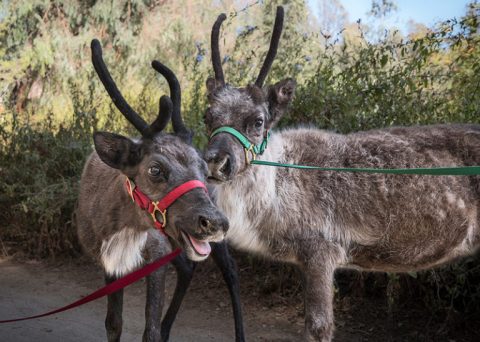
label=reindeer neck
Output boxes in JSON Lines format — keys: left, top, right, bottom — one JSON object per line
{"left": 213, "top": 132, "right": 286, "bottom": 256}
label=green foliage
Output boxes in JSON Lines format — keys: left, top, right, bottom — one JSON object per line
{"left": 0, "top": 107, "right": 95, "bottom": 258}
{"left": 0, "top": 0, "right": 479, "bottom": 320}
{"left": 289, "top": 6, "right": 480, "bottom": 133}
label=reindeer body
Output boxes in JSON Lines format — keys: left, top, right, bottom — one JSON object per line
{"left": 216, "top": 124, "right": 480, "bottom": 272}
{"left": 77, "top": 152, "right": 172, "bottom": 342}
{"left": 207, "top": 101, "right": 480, "bottom": 341}
{"left": 203, "top": 7, "right": 480, "bottom": 340}
{"left": 75, "top": 40, "right": 243, "bottom": 342}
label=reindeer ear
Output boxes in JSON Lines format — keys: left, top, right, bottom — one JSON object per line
{"left": 206, "top": 77, "right": 218, "bottom": 95}
{"left": 266, "top": 78, "right": 296, "bottom": 129}
{"left": 93, "top": 132, "right": 144, "bottom": 171}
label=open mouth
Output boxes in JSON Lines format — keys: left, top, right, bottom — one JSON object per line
{"left": 180, "top": 231, "right": 212, "bottom": 257}
{"left": 207, "top": 171, "right": 230, "bottom": 183}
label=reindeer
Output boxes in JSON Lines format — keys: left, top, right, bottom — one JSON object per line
{"left": 76, "top": 39, "right": 244, "bottom": 342}
{"left": 201, "top": 7, "right": 480, "bottom": 341}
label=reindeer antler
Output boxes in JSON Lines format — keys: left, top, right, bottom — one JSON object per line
{"left": 211, "top": 13, "right": 227, "bottom": 87}
{"left": 210, "top": 7, "right": 284, "bottom": 89}
{"left": 91, "top": 39, "right": 151, "bottom": 137}
{"left": 151, "top": 60, "right": 192, "bottom": 142}
{"left": 149, "top": 95, "right": 173, "bottom": 133}
{"left": 91, "top": 39, "right": 181, "bottom": 139}
{"left": 255, "top": 6, "right": 284, "bottom": 88}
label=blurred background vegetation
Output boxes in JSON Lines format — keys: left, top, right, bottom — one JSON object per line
{"left": 0, "top": 0, "right": 479, "bottom": 327}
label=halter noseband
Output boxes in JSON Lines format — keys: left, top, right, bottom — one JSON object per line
{"left": 125, "top": 178, "right": 207, "bottom": 233}
{"left": 210, "top": 126, "right": 270, "bottom": 164}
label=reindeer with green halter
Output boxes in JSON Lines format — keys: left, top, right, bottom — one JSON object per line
{"left": 204, "top": 6, "right": 480, "bottom": 341}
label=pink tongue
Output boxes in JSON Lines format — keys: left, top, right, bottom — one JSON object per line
{"left": 188, "top": 235, "right": 212, "bottom": 256}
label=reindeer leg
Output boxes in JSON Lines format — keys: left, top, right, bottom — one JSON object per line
{"left": 211, "top": 241, "right": 245, "bottom": 342}
{"left": 143, "top": 234, "right": 169, "bottom": 342}
{"left": 301, "top": 245, "right": 340, "bottom": 342}
{"left": 160, "top": 251, "right": 196, "bottom": 341}
{"left": 105, "top": 273, "right": 123, "bottom": 342}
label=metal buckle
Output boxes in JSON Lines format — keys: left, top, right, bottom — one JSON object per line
{"left": 244, "top": 146, "right": 257, "bottom": 165}
{"left": 150, "top": 202, "right": 167, "bottom": 228}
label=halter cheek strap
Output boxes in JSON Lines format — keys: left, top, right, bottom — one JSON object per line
{"left": 125, "top": 178, "right": 207, "bottom": 233}
{"left": 210, "top": 126, "right": 270, "bottom": 164}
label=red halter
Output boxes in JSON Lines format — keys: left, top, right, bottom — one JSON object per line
{"left": 125, "top": 178, "right": 208, "bottom": 232}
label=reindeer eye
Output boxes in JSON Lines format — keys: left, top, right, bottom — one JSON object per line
{"left": 148, "top": 166, "right": 161, "bottom": 176}
{"left": 254, "top": 118, "right": 264, "bottom": 128}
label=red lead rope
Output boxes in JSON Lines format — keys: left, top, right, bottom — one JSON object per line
{"left": 1, "top": 179, "right": 207, "bottom": 324}
{"left": 0, "top": 248, "right": 182, "bottom": 323}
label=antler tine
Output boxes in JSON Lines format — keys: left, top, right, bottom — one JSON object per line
{"left": 90, "top": 39, "right": 150, "bottom": 136}
{"left": 148, "top": 95, "right": 173, "bottom": 134}
{"left": 211, "top": 13, "right": 227, "bottom": 87}
{"left": 151, "top": 60, "right": 192, "bottom": 140}
{"left": 255, "top": 6, "right": 284, "bottom": 88}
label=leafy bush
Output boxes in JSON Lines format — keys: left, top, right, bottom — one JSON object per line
{"left": 0, "top": 99, "right": 96, "bottom": 258}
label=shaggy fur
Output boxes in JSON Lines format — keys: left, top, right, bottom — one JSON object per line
{"left": 205, "top": 83, "right": 480, "bottom": 341}
{"left": 76, "top": 132, "right": 229, "bottom": 341}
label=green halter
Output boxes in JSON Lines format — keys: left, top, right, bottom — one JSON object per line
{"left": 210, "top": 126, "right": 270, "bottom": 164}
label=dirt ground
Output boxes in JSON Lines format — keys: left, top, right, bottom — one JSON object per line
{"left": 0, "top": 256, "right": 479, "bottom": 342}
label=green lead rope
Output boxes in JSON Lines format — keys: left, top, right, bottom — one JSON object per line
{"left": 210, "top": 126, "right": 480, "bottom": 176}
{"left": 251, "top": 160, "right": 480, "bottom": 176}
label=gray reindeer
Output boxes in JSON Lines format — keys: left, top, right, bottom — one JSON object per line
{"left": 202, "top": 7, "right": 480, "bottom": 341}
{"left": 76, "top": 40, "right": 245, "bottom": 342}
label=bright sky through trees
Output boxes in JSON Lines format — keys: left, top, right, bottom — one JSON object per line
{"left": 309, "top": 0, "right": 474, "bottom": 34}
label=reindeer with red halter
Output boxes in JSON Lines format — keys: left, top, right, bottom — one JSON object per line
{"left": 76, "top": 39, "right": 244, "bottom": 342}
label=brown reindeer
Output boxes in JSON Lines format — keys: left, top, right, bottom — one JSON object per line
{"left": 76, "top": 39, "right": 244, "bottom": 342}
{"left": 202, "top": 7, "right": 480, "bottom": 341}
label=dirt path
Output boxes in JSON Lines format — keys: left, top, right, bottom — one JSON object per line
{"left": 0, "top": 258, "right": 302, "bottom": 342}
{"left": 1, "top": 257, "right": 478, "bottom": 342}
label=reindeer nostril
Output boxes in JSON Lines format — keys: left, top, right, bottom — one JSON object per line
{"left": 219, "top": 155, "right": 231, "bottom": 176}
{"left": 199, "top": 216, "right": 210, "bottom": 230}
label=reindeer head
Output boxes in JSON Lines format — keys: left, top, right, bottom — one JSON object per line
{"left": 91, "top": 40, "right": 228, "bottom": 261}
{"left": 204, "top": 7, "right": 296, "bottom": 182}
